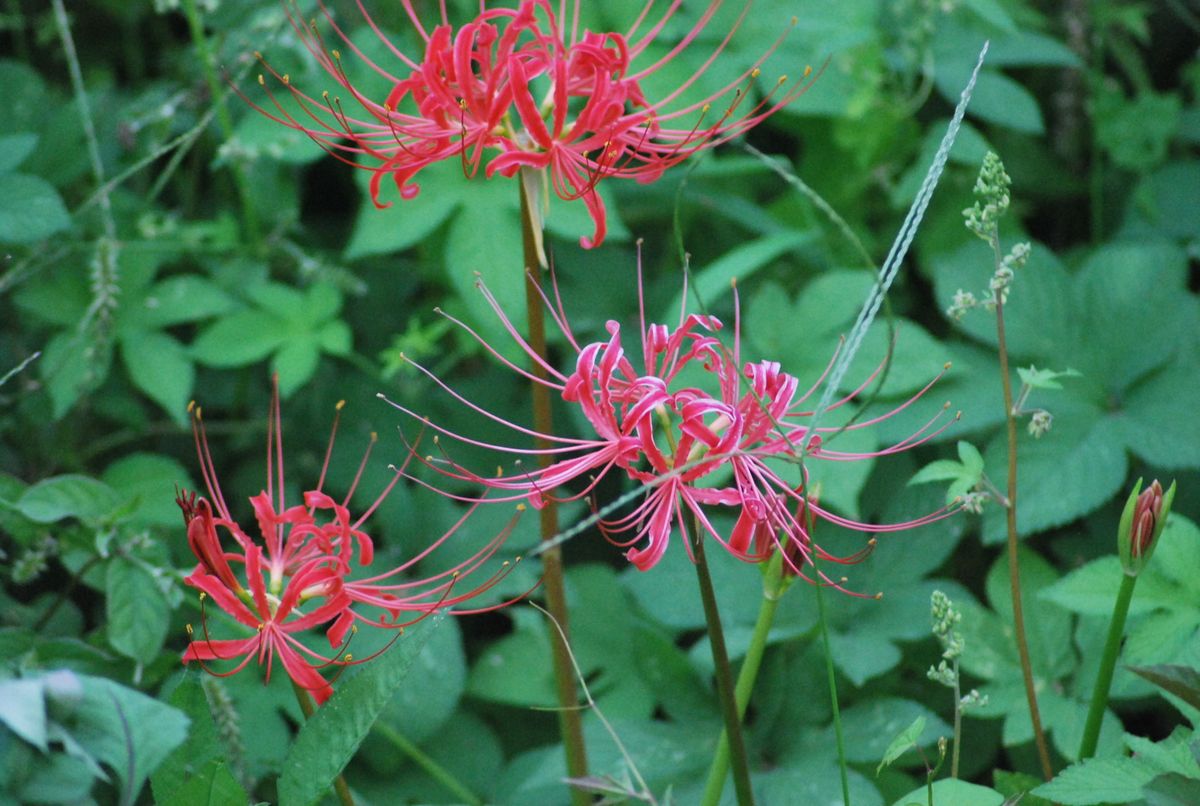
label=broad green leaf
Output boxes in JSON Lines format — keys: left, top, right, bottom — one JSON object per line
{"left": 72, "top": 675, "right": 190, "bottom": 804}
{"left": 1143, "top": 773, "right": 1200, "bottom": 806}
{"left": 981, "top": 392, "right": 1128, "bottom": 542}
{"left": 909, "top": 459, "right": 968, "bottom": 484}
{"left": 0, "top": 132, "right": 37, "bottom": 174}
{"left": 160, "top": 761, "right": 247, "bottom": 806}
{"left": 191, "top": 310, "right": 289, "bottom": 367}
{"left": 14, "top": 753, "right": 98, "bottom": 805}
{"left": 106, "top": 557, "right": 169, "bottom": 664}
{"left": 102, "top": 453, "right": 194, "bottom": 528}
{"left": 0, "top": 173, "right": 70, "bottom": 243}
{"left": 1034, "top": 756, "right": 1162, "bottom": 805}
{"left": 373, "top": 617, "right": 465, "bottom": 744}
{"left": 17, "top": 474, "right": 121, "bottom": 524}
{"left": 135, "top": 276, "right": 237, "bottom": 329}
{"left": 121, "top": 330, "right": 195, "bottom": 424}
{"left": 891, "top": 778, "right": 1005, "bottom": 806}
{"left": 466, "top": 607, "right": 556, "bottom": 706}
{"left": 276, "top": 615, "right": 442, "bottom": 806}
{"left": 271, "top": 337, "right": 321, "bottom": 398}
{"left": 956, "top": 69, "right": 1044, "bottom": 134}
{"left": 1116, "top": 357, "right": 1200, "bottom": 469}
{"left": 877, "top": 715, "right": 926, "bottom": 773}
{"left": 827, "top": 698, "right": 947, "bottom": 765}
{"left": 993, "top": 769, "right": 1053, "bottom": 806}
{"left": 41, "top": 330, "right": 112, "bottom": 419}
{"left": 0, "top": 678, "right": 48, "bottom": 749}
{"left": 662, "top": 231, "right": 810, "bottom": 325}
{"left": 344, "top": 158, "right": 462, "bottom": 260}
{"left": 150, "top": 676, "right": 226, "bottom": 802}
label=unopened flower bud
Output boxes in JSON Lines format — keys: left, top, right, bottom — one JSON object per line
{"left": 1027, "top": 409, "right": 1052, "bottom": 438}
{"left": 1118, "top": 478, "right": 1176, "bottom": 576}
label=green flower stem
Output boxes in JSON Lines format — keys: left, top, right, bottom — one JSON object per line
{"left": 995, "top": 296, "right": 1054, "bottom": 781}
{"left": 517, "top": 174, "right": 590, "bottom": 806}
{"left": 813, "top": 558, "right": 852, "bottom": 806}
{"left": 291, "top": 682, "right": 355, "bottom": 806}
{"left": 373, "top": 722, "right": 484, "bottom": 806}
{"left": 1079, "top": 572, "right": 1138, "bottom": 760}
{"left": 701, "top": 554, "right": 785, "bottom": 806}
{"left": 951, "top": 658, "right": 962, "bottom": 779}
{"left": 689, "top": 512, "right": 756, "bottom": 806}
{"left": 180, "top": 0, "right": 263, "bottom": 249}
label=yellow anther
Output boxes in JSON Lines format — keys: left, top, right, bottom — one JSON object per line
{"left": 516, "top": 503, "right": 527, "bottom": 512}
{"left": 199, "top": 592, "right": 207, "bottom": 601}
{"left": 186, "top": 624, "right": 194, "bottom": 635}
{"left": 803, "top": 65, "right": 813, "bottom": 77}
{"left": 258, "top": 74, "right": 265, "bottom": 86}
{"left": 282, "top": 74, "right": 290, "bottom": 85}
{"left": 336, "top": 399, "right": 346, "bottom": 410}
{"left": 187, "top": 400, "right": 196, "bottom": 413}
{"left": 253, "top": 51, "right": 262, "bottom": 59}
{"left": 344, "top": 654, "right": 353, "bottom": 662}
{"left": 751, "top": 68, "right": 761, "bottom": 78}
{"left": 322, "top": 90, "right": 330, "bottom": 100}
{"left": 331, "top": 49, "right": 341, "bottom": 61}
{"left": 874, "top": 592, "right": 884, "bottom": 600}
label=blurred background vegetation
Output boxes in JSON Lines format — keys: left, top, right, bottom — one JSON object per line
{"left": 1, "top": 1, "right": 1198, "bottom": 803}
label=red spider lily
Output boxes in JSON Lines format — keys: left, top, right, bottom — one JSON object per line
{"left": 251, "top": 0, "right": 816, "bottom": 247}
{"left": 388, "top": 259, "right": 961, "bottom": 590}
{"left": 179, "top": 379, "right": 523, "bottom": 701}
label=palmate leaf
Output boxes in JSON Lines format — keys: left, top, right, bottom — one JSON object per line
{"left": 276, "top": 614, "right": 442, "bottom": 806}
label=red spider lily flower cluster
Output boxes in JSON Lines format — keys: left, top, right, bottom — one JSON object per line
{"left": 252, "top": 0, "right": 815, "bottom": 248}
{"left": 386, "top": 254, "right": 962, "bottom": 594}
{"left": 178, "top": 382, "right": 520, "bottom": 704}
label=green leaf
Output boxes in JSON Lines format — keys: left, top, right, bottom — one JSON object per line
{"left": 102, "top": 453, "right": 195, "bottom": 528}
{"left": 41, "top": 329, "right": 112, "bottom": 419}
{"left": 1143, "top": 773, "right": 1200, "bottom": 806}
{"left": 160, "top": 761, "right": 247, "bottom": 806}
{"left": 344, "top": 159, "right": 462, "bottom": 260}
{"left": 0, "top": 173, "right": 71, "bottom": 243}
{"left": 959, "top": 70, "right": 1045, "bottom": 134}
{"left": 466, "top": 607, "right": 556, "bottom": 706}
{"left": 993, "top": 769, "right": 1053, "bottom": 806}
{"left": 1034, "top": 756, "right": 1161, "bottom": 804}
{"left": 136, "top": 276, "right": 238, "bottom": 329}
{"left": 909, "top": 459, "right": 966, "bottom": 484}
{"left": 271, "top": 337, "right": 321, "bottom": 398}
{"left": 276, "top": 615, "right": 443, "bottom": 806}
{"left": 1129, "top": 665, "right": 1200, "bottom": 712}
{"left": 72, "top": 675, "right": 190, "bottom": 804}
{"left": 1017, "top": 366, "right": 1081, "bottom": 390}
{"left": 0, "top": 678, "right": 48, "bottom": 749}
{"left": 833, "top": 698, "right": 948, "bottom": 766}
{"left": 191, "top": 310, "right": 289, "bottom": 367}
{"left": 17, "top": 474, "right": 121, "bottom": 524}
{"left": 0, "top": 132, "right": 38, "bottom": 174}
{"left": 662, "top": 231, "right": 810, "bottom": 325}
{"left": 121, "top": 330, "right": 195, "bottom": 424}
{"left": 890, "top": 778, "right": 1005, "bottom": 806}
{"left": 877, "top": 715, "right": 926, "bottom": 774}
{"left": 151, "top": 676, "right": 227, "bottom": 803}
{"left": 105, "top": 557, "right": 169, "bottom": 664}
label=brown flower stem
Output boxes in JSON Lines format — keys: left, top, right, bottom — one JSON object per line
{"left": 689, "top": 512, "right": 755, "bottom": 806}
{"left": 291, "top": 682, "right": 355, "bottom": 806}
{"left": 995, "top": 298, "right": 1054, "bottom": 781}
{"left": 517, "top": 173, "right": 590, "bottom": 804}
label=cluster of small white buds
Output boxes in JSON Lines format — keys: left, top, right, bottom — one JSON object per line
{"left": 960, "top": 689, "right": 988, "bottom": 709}
{"left": 1027, "top": 409, "right": 1053, "bottom": 438}
{"left": 946, "top": 288, "right": 978, "bottom": 321}
{"left": 963, "top": 151, "right": 1012, "bottom": 240}
{"left": 958, "top": 491, "right": 988, "bottom": 514}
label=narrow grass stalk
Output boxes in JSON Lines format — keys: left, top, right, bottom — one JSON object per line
{"left": 373, "top": 722, "right": 484, "bottom": 806}
{"left": 180, "top": 0, "right": 263, "bottom": 249}
{"left": 995, "top": 299, "right": 1054, "bottom": 780}
{"left": 701, "top": 554, "right": 785, "bottom": 805}
{"left": 517, "top": 174, "right": 590, "bottom": 805}
{"left": 291, "top": 683, "right": 355, "bottom": 806}
{"left": 1079, "top": 572, "right": 1137, "bottom": 759}
{"left": 690, "top": 513, "right": 755, "bottom": 806}
{"left": 813, "top": 557, "right": 852, "bottom": 806}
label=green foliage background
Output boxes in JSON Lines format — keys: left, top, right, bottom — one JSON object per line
{"left": 1, "top": 0, "right": 1198, "bottom": 803}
